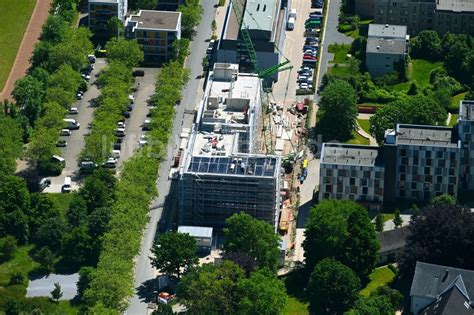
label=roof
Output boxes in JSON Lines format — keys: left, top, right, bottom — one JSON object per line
{"left": 410, "top": 262, "right": 474, "bottom": 300}
{"left": 366, "top": 37, "right": 406, "bottom": 54}
{"left": 436, "top": 0, "right": 474, "bottom": 12}
{"left": 321, "top": 143, "right": 383, "bottom": 167}
{"left": 89, "top": 0, "right": 120, "bottom": 3}
{"left": 178, "top": 225, "right": 213, "bottom": 238}
{"left": 186, "top": 155, "right": 278, "bottom": 177}
{"left": 128, "top": 10, "right": 181, "bottom": 30}
{"left": 368, "top": 24, "right": 407, "bottom": 39}
{"left": 396, "top": 124, "right": 459, "bottom": 148}
{"left": 420, "top": 285, "right": 473, "bottom": 315}
{"left": 224, "top": 0, "right": 246, "bottom": 40}
{"left": 378, "top": 226, "right": 410, "bottom": 253}
{"left": 242, "top": 0, "right": 279, "bottom": 33}
{"left": 460, "top": 100, "right": 474, "bottom": 121}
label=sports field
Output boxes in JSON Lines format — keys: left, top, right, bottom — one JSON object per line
{"left": 0, "top": 0, "right": 36, "bottom": 91}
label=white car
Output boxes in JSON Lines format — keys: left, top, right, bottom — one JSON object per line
{"left": 69, "top": 107, "right": 79, "bottom": 114}
{"left": 117, "top": 121, "right": 125, "bottom": 129}
{"left": 138, "top": 140, "right": 148, "bottom": 147}
{"left": 60, "top": 129, "right": 71, "bottom": 136}
{"left": 81, "top": 73, "right": 91, "bottom": 81}
{"left": 299, "top": 83, "right": 309, "bottom": 90}
{"left": 104, "top": 157, "right": 117, "bottom": 168}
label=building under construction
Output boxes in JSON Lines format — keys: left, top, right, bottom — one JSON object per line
{"left": 178, "top": 63, "right": 282, "bottom": 229}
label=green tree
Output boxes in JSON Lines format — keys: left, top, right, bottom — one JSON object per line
{"left": 223, "top": 212, "right": 281, "bottom": 273}
{"left": 432, "top": 194, "right": 456, "bottom": 205}
{"left": 178, "top": 0, "right": 203, "bottom": 38}
{"left": 77, "top": 266, "right": 95, "bottom": 299}
{"left": 106, "top": 37, "right": 144, "bottom": 68}
{"left": 375, "top": 214, "right": 384, "bottom": 232}
{"left": 40, "top": 15, "right": 69, "bottom": 43}
{"left": 63, "top": 224, "right": 93, "bottom": 266}
{"left": 9, "top": 271, "right": 25, "bottom": 285}
{"left": 0, "top": 236, "right": 18, "bottom": 261}
{"left": 317, "top": 79, "right": 358, "bottom": 141}
{"left": 48, "top": 27, "right": 93, "bottom": 72}
{"left": 237, "top": 269, "right": 287, "bottom": 314}
{"left": 407, "top": 82, "right": 418, "bottom": 95}
{"left": 153, "top": 304, "right": 174, "bottom": 315}
{"left": 410, "top": 30, "right": 441, "bottom": 61}
{"left": 12, "top": 75, "right": 44, "bottom": 125}
{"left": 150, "top": 231, "right": 198, "bottom": 279}
{"left": 173, "top": 38, "right": 190, "bottom": 63}
{"left": 51, "top": 282, "right": 63, "bottom": 302}
{"left": 34, "top": 246, "right": 56, "bottom": 273}
{"left": 107, "top": 16, "right": 125, "bottom": 38}
{"left": 303, "top": 200, "right": 379, "bottom": 279}
{"left": 66, "top": 194, "right": 88, "bottom": 227}
{"left": 33, "top": 216, "right": 67, "bottom": 254}
{"left": 393, "top": 209, "right": 402, "bottom": 228}
{"left": 307, "top": 258, "right": 360, "bottom": 315}
{"left": 137, "top": 0, "right": 158, "bottom": 9}
{"left": 178, "top": 261, "right": 245, "bottom": 314}
{"left": 79, "top": 169, "right": 116, "bottom": 211}
{"left": 0, "top": 116, "right": 23, "bottom": 175}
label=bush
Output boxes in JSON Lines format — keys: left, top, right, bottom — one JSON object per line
{"left": 0, "top": 236, "right": 17, "bottom": 261}
{"left": 9, "top": 272, "right": 25, "bottom": 285}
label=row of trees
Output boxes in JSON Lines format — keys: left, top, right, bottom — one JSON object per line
{"left": 81, "top": 49, "right": 190, "bottom": 313}
{"left": 81, "top": 38, "right": 142, "bottom": 164}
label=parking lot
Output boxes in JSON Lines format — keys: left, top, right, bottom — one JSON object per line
{"left": 272, "top": 0, "right": 319, "bottom": 106}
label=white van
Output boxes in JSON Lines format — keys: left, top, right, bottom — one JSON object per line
{"left": 52, "top": 155, "right": 65, "bottom": 165}
{"left": 62, "top": 176, "right": 72, "bottom": 193}
{"left": 63, "top": 118, "right": 80, "bottom": 130}
{"left": 289, "top": 8, "right": 297, "bottom": 19}
{"left": 287, "top": 17, "right": 295, "bottom": 31}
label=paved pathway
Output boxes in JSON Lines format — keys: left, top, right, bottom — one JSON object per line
{"left": 356, "top": 120, "right": 377, "bottom": 145}
{"left": 0, "top": 0, "right": 52, "bottom": 101}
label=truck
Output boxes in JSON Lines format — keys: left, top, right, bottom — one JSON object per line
{"left": 63, "top": 118, "right": 80, "bottom": 130}
{"left": 287, "top": 17, "right": 295, "bottom": 30}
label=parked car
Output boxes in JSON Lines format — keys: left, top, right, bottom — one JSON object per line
{"left": 62, "top": 176, "right": 72, "bottom": 193}
{"left": 81, "top": 73, "right": 91, "bottom": 81}
{"left": 132, "top": 69, "right": 145, "bottom": 77}
{"left": 103, "top": 157, "right": 117, "bottom": 169}
{"left": 303, "top": 45, "right": 318, "bottom": 51}
{"left": 80, "top": 159, "right": 97, "bottom": 172}
{"left": 60, "top": 129, "right": 71, "bottom": 136}
{"left": 69, "top": 107, "right": 79, "bottom": 114}
{"left": 128, "top": 94, "right": 135, "bottom": 104}
{"left": 207, "top": 39, "right": 215, "bottom": 54}
{"left": 117, "top": 121, "right": 125, "bottom": 129}
{"left": 304, "top": 50, "right": 317, "bottom": 56}
{"left": 76, "top": 92, "right": 83, "bottom": 100}
{"left": 115, "top": 128, "right": 126, "bottom": 137}
{"left": 303, "top": 54, "right": 317, "bottom": 60}
{"left": 127, "top": 104, "right": 134, "bottom": 111}
{"left": 56, "top": 140, "right": 68, "bottom": 147}
{"left": 122, "top": 111, "right": 131, "bottom": 118}
{"left": 88, "top": 54, "right": 96, "bottom": 63}
{"left": 38, "top": 178, "right": 51, "bottom": 192}
{"left": 113, "top": 142, "right": 122, "bottom": 150}
{"left": 299, "top": 83, "right": 309, "bottom": 90}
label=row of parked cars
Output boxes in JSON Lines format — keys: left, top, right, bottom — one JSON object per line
{"left": 297, "top": 10, "right": 323, "bottom": 91}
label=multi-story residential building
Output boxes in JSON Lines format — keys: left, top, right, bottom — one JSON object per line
{"left": 179, "top": 63, "right": 282, "bottom": 229}
{"left": 125, "top": 10, "right": 181, "bottom": 62}
{"left": 384, "top": 124, "right": 461, "bottom": 204}
{"left": 355, "top": 0, "right": 375, "bottom": 18}
{"left": 157, "top": 0, "right": 184, "bottom": 10}
{"left": 88, "top": 0, "right": 127, "bottom": 34}
{"left": 216, "top": 0, "right": 288, "bottom": 86}
{"left": 319, "top": 144, "right": 385, "bottom": 209}
{"left": 373, "top": 0, "right": 474, "bottom": 35}
{"left": 319, "top": 101, "right": 474, "bottom": 208}
{"left": 366, "top": 24, "right": 408, "bottom": 78}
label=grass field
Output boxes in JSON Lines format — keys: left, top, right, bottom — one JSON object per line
{"left": 0, "top": 0, "right": 36, "bottom": 91}
{"left": 357, "top": 119, "right": 371, "bottom": 135}
{"left": 382, "top": 213, "right": 395, "bottom": 222}
{"left": 449, "top": 114, "right": 459, "bottom": 127}
{"left": 360, "top": 266, "right": 396, "bottom": 297}
{"left": 328, "top": 44, "right": 351, "bottom": 64}
{"left": 282, "top": 296, "right": 309, "bottom": 315}
{"left": 347, "top": 130, "right": 370, "bottom": 145}
{"left": 409, "top": 59, "right": 443, "bottom": 88}
{"left": 48, "top": 193, "right": 74, "bottom": 217}
{"left": 450, "top": 92, "right": 468, "bottom": 111}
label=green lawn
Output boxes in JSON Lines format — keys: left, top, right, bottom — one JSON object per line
{"left": 347, "top": 130, "right": 370, "bottom": 145}
{"left": 360, "top": 266, "right": 396, "bottom": 297}
{"left": 0, "top": 245, "right": 38, "bottom": 296}
{"left": 382, "top": 213, "right": 395, "bottom": 222}
{"left": 47, "top": 193, "right": 74, "bottom": 217}
{"left": 357, "top": 119, "right": 371, "bottom": 135}
{"left": 328, "top": 44, "right": 351, "bottom": 64}
{"left": 282, "top": 296, "right": 309, "bottom": 315}
{"left": 409, "top": 59, "right": 443, "bottom": 88}
{"left": 449, "top": 114, "right": 459, "bottom": 127}
{"left": 450, "top": 92, "right": 468, "bottom": 111}
{"left": 0, "top": 0, "right": 36, "bottom": 90}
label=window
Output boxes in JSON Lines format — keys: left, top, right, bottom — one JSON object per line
{"left": 425, "top": 167, "right": 431, "bottom": 175}
{"left": 426, "top": 158, "right": 432, "bottom": 166}
{"left": 411, "top": 182, "right": 417, "bottom": 190}
{"left": 437, "top": 176, "right": 443, "bottom": 184}
{"left": 350, "top": 178, "right": 355, "bottom": 185}
{"left": 362, "top": 187, "right": 368, "bottom": 195}
{"left": 426, "top": 151, "right": 431, "bottom": 158}
{"left": 437, "top": 151, "right": 444, "bottom": 159}
{"left": 400, "top": 174, "right": 406, "bottom": 181}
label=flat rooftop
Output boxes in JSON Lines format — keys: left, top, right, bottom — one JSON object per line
{"left": 128, "top": 10, "right": 180, "bottom": 30}
{"left": 186, "top": 155, "right": 278, "bottom": 177}
{"left": 242, "top": 0, "right": 279, "bottom": 33}
{"left": 459, "top": 100, "right": 474, "bottom": 121}
{"left": 321, "top": 143, "right": 383, "bottom": 167}
{"left": 192, "top": 133, "right": 236, "bottom": 156}
{"left": 178, "top": 225, "right": 213, "bottom": 238}
{"left": 396, "top": 124, "right": 458, "bottom": 147}
{"left": 368, "top": 24, "right": 407, "bottom": 39}
{"left": 437, "top": 0, "right": 474, "bottom": 12}
{"left": 366, "top": 37, "right": 406, "bottom": 54}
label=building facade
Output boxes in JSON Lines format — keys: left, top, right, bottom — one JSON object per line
{"left": 374, "top": 0, "right": 474, "bottom": 35}
{"left": 157, "top": 0, "right": 184, "bottom": 10}
{"left": 355, "top": 0, "right": 375, "bottom": 18}
{"left": 88, "top": 0, "right": 127, "bottom": 34}
{"left": 366, "top": 24, "right": 408, "bottom": 78}
{"left": 125, "top": 10, "right": 181, "bottom": 62}
{"left": 459, "top": 100, "right": 474, "bottom": 192}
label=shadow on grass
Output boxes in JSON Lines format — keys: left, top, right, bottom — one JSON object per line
{"left": 282, "top": 264, "right": 310, "bottom": 302}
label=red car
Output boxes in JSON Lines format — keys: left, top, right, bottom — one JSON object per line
{"left": 303, "top": 54, "right": 317, "bottom": 60}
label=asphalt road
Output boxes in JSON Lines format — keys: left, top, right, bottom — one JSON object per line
{"left": 126, "top": 1, "right": 216, "bottom": 313}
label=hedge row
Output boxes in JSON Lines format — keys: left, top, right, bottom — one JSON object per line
{"left": 83, "top": 58, "right": 189, "bottom": 313}
{"left": 80, "top": 61, "right": 133, "bottom": 164}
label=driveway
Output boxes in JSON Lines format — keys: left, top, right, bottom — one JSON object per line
{"left": 126, "top": 1, "right": 217, "bottom": 314}
{"left": 43, "top": 58, "right": 107, "bottom": 193}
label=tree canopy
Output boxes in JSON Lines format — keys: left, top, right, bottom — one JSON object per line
{"left": 303, "top": 200, "right": 379, "bottom": 279}
{"left": 178, "top": 0, "right": 203, "bottom": 38}
{"left": 223, "top": 212, "right": 281, "bottom": 273}
{"left": 307, "top": 258, "right": 361, "bottom": 315}
{"left": 0, "top": 116, "right": 23, "bottom": 176}
{"left": 400, "top": 203, "right": 474, "bottom": 278}
{"left": 316, "top": 79, "right": 358, "bottom": 141}
{"left": 106, "top": 38, "right": 144, "bottom": 68}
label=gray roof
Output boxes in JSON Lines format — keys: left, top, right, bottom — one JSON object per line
{"left": 186, "top": 156, "right": 278, "bottom": 177}
{"left": 436, "top": 0, "right": 474, "bottom": 12}
{"left": 420, "top": 285, "right": 473, "bottom": 315}
{"left": 242, "top": 0, "right": 278, "bottom": 33}
{"left": 368, "top": 24, "right": 407, "bottom": 39}
{"left": 410, "top": 262, "right": 474, "bottom": 301}
{"left": 396, "top": 124, "right": 459, "bottom": 148}
{"left": 366, "top": 37, "right": 406, "bottom": 54}
{"left": 321, "top": 143, "right": 383, "bottom": 167}
{"left": 460, "top": 100, "right": 474, "bottom": 121}
{"left": 378, "top": 226, "right": 410, "bottom": 253}
{"left": 129, "top": 10, "right": 180, "bottom": 30}
{"left": 178, "top": 225, "right": 213, "bottom": 238}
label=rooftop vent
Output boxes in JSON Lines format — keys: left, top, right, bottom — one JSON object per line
{"left": 442, "top": 269, "right": 449, "bottom": 282}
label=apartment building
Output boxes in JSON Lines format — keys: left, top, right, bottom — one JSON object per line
{"left": 88, "top": 0, "right": 127, "bottom": 34}
{"left": 366, "top": 24, "right": 408, "bottom": 78}
{"left": 125, "top": 10, "right": 181, "bottom": 62}
{"left": 179, "top": 63, "right": 282, "bottom": 229}
{"left": 319, "top": 101, "right": 474, "bottom": 208}
{"left": 373, "top": 0, "right": 474, "bottom": 35}
{"left": 319, "top": 144, "right": 385, "bottom": 209}
{"left": 157, "top": 0, "right": 184, "bottom": 10}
